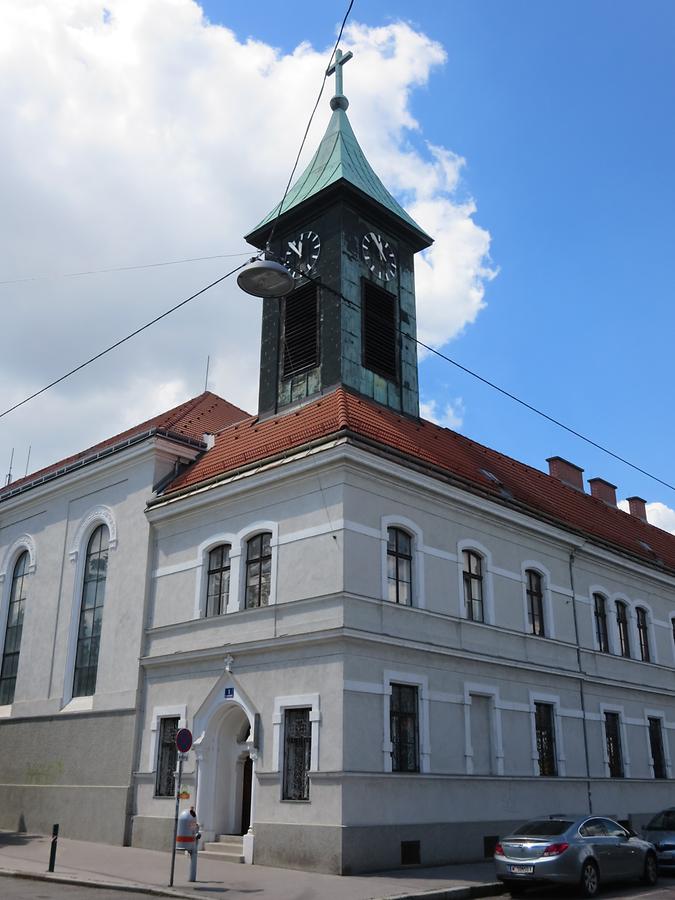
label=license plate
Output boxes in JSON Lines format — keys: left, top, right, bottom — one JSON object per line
{"left": 509, "top": 865, "right": 534, "bottom": 874}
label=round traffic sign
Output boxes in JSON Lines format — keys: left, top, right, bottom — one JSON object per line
{"left": 175, "top": 728, "right": 193, "bottom": 753}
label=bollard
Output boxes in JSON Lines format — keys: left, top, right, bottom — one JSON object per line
{"left": 189, "top": 838, "right": 199, "bottom": 882}
{"left": 48, "top": 823, "right": 59, "bottom": 873}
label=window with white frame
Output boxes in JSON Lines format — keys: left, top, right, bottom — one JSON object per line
{"left": 245, "top": 533, "right": 272, "bottom": 609}
{"left": 636, "top": 607, "right": 651, "bottom": 662}
{"left": 593, "top": 593, "right": 609, "bottom": 652}
{"left": 73, "top": 525, "right": 109, "bottom": 698}
{"left": 0, "top": 551, "right": 29, "bottom": 705}
{"left": 206, "top": 544, "right": 230, "bottom": 617}
{"left": 462, "top": 550, "right": 484, "bottom": 622}
{"left": 387, "top": 527, "right": 413, "bottom": 606}
{"left": 615, "top": 600, "right": 631, "bottom": 658}
{"left": 390, "top": 683, "right": 419, "bottom": 772}
{"left": 282, "top": 708, "right": 311, "bottom": 800}
{"left": 648, "top": 717, "right": 667, "bottom": 779}
{"left": 534, "top": 702, "right": 557, "bottom": 775}
{"left": 525, "top": 569, "right": 545, "bottom": 636}
{"left": 155, "top": 716, "right": 179, "bottom": 797}
{"left": 604, "top": 711, "right": 624, "bottom": 778}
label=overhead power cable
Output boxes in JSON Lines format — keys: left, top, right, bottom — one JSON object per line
{"left": 0, "top": 251, "right": 251, "bottom": 287}
{"left": 0, "top": 260, "right": 248, "bottom": 422}
{"left": 297, "top": 272, "right": 675, "bottom": 496}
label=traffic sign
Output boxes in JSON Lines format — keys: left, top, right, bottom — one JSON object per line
{"left": 175, "top": 728, "right": 193, "bottom": 753}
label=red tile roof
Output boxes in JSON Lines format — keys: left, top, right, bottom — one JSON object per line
{"left": 165, "top": 387, "right": 675, "bottom": 573}
{"left": 0, "top": 392, "right": 249, "bottom": 499}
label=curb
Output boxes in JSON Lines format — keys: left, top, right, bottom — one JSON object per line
{"left": 0, "top": 868, "right": 199, "bottom": 899}
{"left": 381, "top": 883, "right": 506, "bottom": 900}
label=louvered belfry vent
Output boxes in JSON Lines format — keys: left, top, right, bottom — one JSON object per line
{"left": 282, "top": 282, "right": 319, "bottom": 378}
{"left": 363, "top": 280, "right": 398, "bottom": 382}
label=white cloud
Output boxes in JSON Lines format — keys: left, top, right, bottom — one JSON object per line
{"left": 618, "top": 499, "right": 675, "bottom": 534}
{"left": 419, "top": 397, "right": 465, "bottom": 430}
{"left": 0, "top": 3, "right": 494, "bottom": 475}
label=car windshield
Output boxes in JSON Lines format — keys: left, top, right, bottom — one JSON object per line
{"left": 513, "top": 820, "right": 573, "bottom": 837}
{"left": 646, "top": 812, "right": 675, "bottom": 831}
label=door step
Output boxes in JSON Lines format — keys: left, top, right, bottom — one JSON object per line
{"left": 200, "top": 834, "right": 245, "bottom": 864}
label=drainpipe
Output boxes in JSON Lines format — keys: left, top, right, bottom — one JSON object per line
{"left": 569, "top": 546, "right": 593, "bottom": 814}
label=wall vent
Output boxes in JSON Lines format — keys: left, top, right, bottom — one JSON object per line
{"left": 401, "top": 840, "right": 421, "bottom": 865}
{"left": 282, "top": 282, "right": 319, "bottom": 378}
{"left": 363, "top": 280, "right": 398, "bottom": 382}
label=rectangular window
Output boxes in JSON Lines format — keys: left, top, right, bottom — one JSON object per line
{"left": 616, "top": 602, "right": 631, "bottom": 658}
{"left": 604, "top": 711, "right": 624, "bottom": 778}
{"left": 637, "top": 608, "right": 651, "bottom": 662}
{"left": 594, "top": 594, "right": 609, "bottom": 653}
{"left": 282, "top": 708, "right": 311, "bottom": 801}
{"left": 155, "top": 716, "right": 179, "bottom": 797}
{"left": 526, "top": 570, "right": 545, "bottom": 636}
{"left": 282, "top": 282, "right": 319, "bottom": 378}
{"left": 362, "top": 280, "right": 398, "bottom": 382}
{"left": 534, "top": 702, "right": 558, "bottom": 776}
{"left": 648, "top": 717, "right": 667, "bottom": 779}
{"left": 390, "top": 683, "right": 419, "bottom": 773}
{"left": 463, "top": 550, "right": 484, "bottom": 622}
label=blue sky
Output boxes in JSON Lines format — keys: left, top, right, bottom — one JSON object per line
{"left": 200, "top": 0, "right": 675, "bottom": 512}
{"left": 1, "top": 1, "right": 673, "bottom": 528}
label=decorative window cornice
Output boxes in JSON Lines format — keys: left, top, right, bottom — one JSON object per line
{"left": 0, "top": 534, "right": 37, "bottom": 582}
{"left": 69, "top": 505, "right": 117, "bottom": 562}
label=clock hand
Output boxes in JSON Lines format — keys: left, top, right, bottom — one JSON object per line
{"left": 288, "top": 241, "right": 301, "bottom": 257}
{"left": 372, "top": 235, "right": 387, "bottom": 262}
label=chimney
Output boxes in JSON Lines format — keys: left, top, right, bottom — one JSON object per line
{"left": 626, "top": 496, "right": 647, "bottom": 522}
{"left": 588, "top": 478, "right": 617, "bottom": 507}
{"left": 547, "top": 456, "right": 585, "bottom": 491}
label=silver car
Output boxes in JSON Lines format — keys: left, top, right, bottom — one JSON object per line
{"left": 494, "top": 815, "right": 658, "bottom": 897}
{"left": 642, "top": 807, "right": 675, "bottom": 869}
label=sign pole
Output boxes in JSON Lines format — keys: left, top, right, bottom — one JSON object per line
{"left": 169, "top": 753, "right": 184, "bottom": 887}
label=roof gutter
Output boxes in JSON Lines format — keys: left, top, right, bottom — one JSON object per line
{"left": 0, "top": 428, "right": 206, "bottom": 503}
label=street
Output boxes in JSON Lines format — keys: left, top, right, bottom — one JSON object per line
{"left": 0, "top": 872, "right": 674, "bottom": 900}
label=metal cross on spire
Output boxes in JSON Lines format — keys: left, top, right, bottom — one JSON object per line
{"left": 326, "top": 48, "right": 353, "bottom": 105}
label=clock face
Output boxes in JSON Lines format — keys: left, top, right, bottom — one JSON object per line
{"left": 362, "top": 232, "right": 397, "bottom": 282}
{"left": 284, "top": 230, "right": 321, "bottom": 278}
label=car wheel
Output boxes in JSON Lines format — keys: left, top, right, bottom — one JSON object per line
{"left": 580, "top": 859, "right": 600, "bottom": 898}
{"left": 643, "top": 852, "right": 658, "bottom": 886}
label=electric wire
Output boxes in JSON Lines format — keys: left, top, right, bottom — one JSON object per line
{"left": 294, "top": 271, "right": 675, "bottom": 496}
{"left": 0, "top": 251, "right": 252, "bottom": 287}
{"left": 265, "top": 0, "right": 355, "bottom": 247}
{"left": 0, "top": 260, "right": 248, "bottom": 422}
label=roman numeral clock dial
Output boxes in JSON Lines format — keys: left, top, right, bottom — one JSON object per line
{"left": 362, "top": 232, "right": 397, "bottom": 282}
{"left": 284, "top": 230, "right": 321, "bottom": 279}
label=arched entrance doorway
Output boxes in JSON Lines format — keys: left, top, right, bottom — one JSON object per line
{"left": 211, "top": 705, "right": 252, "bottom": 836}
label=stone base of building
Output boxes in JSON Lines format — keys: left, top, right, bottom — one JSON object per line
{"left": 0, "top": 784, "right": 129, "bottom": 845}
{"left": 130, "top": 815, "right": 177, "bottom": 852}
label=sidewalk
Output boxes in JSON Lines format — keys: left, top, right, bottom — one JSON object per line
{"left": 0, "top": 831, "right": 504, "bottom": 900}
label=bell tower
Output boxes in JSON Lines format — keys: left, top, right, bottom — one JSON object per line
{"left": 244, "top": 50, "right": 433, "bottom": 419}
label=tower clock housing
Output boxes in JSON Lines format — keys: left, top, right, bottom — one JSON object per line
{"left": 245, "top": 64, "right": 432, "bottom": 420}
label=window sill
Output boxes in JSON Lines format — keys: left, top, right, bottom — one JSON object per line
{"left": 60, "top": 696, "right": 94, "bottom": 713}
{"left": 280, "top": 798, "right": 311, "bottom": 803}
{"left": 0, "top": 704, "right": 12, "bottom": 718}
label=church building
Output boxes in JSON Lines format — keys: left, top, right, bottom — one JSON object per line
{"left": 1, "top": 52, "right": 674, "bottom": 875}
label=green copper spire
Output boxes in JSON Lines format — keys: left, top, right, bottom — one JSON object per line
{"left": 247, "top": 51, "right": 432, "bottom": 248}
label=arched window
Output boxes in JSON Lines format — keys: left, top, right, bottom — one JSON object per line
{"left": 593, "top": 593, "right": 609, "bottom": 652}
{"left": 387, "top": 527, "right": 412, "bottom": 606}
{"left": 462, "top": 550, "right": 484, "bottom": 622}
{"left": 245, "top": 533, "right": 272, "bottom": 609}
{"left": 73, "top": 525, "right": 109, "bottom": 698}
{"left": 525, "top": 569, "right": 545, "bottom": 636}
{"left": 636, "top": 607, "right": 651, "bottom": 662}
{"left": 206, "top": 545, "right": 231, "bottom": 617}
{"left": 0, "top": 551, "right": 29, "bottom": 705}
{"left": 615, "top": 600, "right": 631, "bottom": 658}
